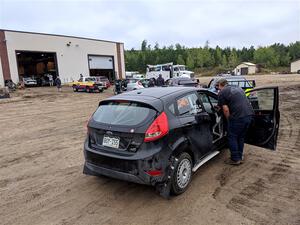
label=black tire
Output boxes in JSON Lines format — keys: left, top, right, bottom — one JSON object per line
{"left": 171, "top": 152, "right": 193, "bottom": 195}
{"left": 99, "top": 88, "right": 104, "bottom": 93}
{"left": 72, "top": 86, "right": 78, "bottom": 92}
{"left": 86, "top": 87, "right": 90, "bottom": 93}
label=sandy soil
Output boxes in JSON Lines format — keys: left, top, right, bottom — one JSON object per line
{"left": 0, "top": 74, "right": 299, "bottom": 225}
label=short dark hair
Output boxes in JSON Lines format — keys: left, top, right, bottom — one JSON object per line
{"left": 216, "top": 78, "right": 228, "bottom": 86}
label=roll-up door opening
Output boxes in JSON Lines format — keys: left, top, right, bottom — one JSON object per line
{"left": 88, "top": 55, "right": 114, "bottom": 82}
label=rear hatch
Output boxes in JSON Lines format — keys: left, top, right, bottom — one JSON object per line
{"left": 88, "top": 100, "right": 158, "bottom": 153}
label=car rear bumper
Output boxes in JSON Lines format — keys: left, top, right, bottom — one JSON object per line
{"left": 83, "top": 162, "right": 147, "bottom": 184}
{"left": 83, "top": 142, "right": 171, "bottom": 186}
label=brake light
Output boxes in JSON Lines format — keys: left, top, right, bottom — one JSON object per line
{"left": 146, "top": 170, "right": 163, "bottom": 176}
{"left": 144, "top": 112, "right": 169, "bottom": 142}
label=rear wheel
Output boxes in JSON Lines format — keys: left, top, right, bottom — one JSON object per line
{"left": 86, "top": 87, "right": 90, "bottom": 93}
{"left": 171, "top": 152, "right": 193, "bottom": 195}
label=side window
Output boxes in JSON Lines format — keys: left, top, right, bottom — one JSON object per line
{"left": 168, "top": 103, "right": 176, "bottom": 115}
{"left": 199, "top": 93, "right": 213, "bottom": 113}
{"left": 162, "top": 65, "right": 171, "bottom": 71}
{"left": 248, "top": 89, "right": 274, "bottom": 110}
{"left": 177, "top": 93, "right": 203, "bottom": 116}
{"left": 208, "top": 95, "right": 218, "bottom": 107}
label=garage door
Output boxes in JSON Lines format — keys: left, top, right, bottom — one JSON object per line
{"left": 88, "top": 56, "right": 113, "bottom": 69}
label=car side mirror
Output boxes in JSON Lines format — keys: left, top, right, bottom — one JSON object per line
{"left": 195, "top": 112, "right": 211, "bottom": 123}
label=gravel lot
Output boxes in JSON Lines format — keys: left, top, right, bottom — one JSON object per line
{"left": 0, "top": 74, "right": 299, "bottom": 225}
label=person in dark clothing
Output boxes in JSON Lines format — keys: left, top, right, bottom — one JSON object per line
{"left": 148, "top": 78, "right": 155, "bottom": 87}
{"left": 156, "top": 74, "right": 165, "bottom": 86}
{"left": 216, "top": 78, "right": 254, "bottom": 165}
{"left": 114, "top": 79, "right": 122, "bottom": 94}
{"left": 55, "top": 76, "right": 62, "bottom": 92}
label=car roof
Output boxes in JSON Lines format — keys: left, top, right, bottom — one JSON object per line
{"left": 122, "top": 87, "right": 199, "bottom": 98}
{"left": 103, "top": 87, "right": 201, "bottom": 111}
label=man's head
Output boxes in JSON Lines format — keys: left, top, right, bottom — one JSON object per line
{"left": 159, "top": 74, "right": 162, "bottom": 78}
{"left": 215, "top": 78, "right": 228, "bottom": 91}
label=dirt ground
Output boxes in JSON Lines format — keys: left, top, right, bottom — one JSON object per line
{"left": 0, "top": 74, "right": 299, "bottom": 225}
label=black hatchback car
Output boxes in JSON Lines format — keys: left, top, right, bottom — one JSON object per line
{"left": 83, "top": 86, "right": 280, "bottom": 196}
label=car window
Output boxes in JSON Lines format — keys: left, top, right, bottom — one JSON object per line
{"left": 177, "top": 93, "right": 203, "bottom": 116}
{"left": 93, "top": 101, "right": 156, "bottom": 126}
{"left": 198, "top": 93, "right": 213, "bottom": 113}
{"left": 248, "top": 89, "right": 274, "bottom": 110}
{"left": 155, "top": 66, "right": 161, "bottom": 71}
{"left": 208, "top": 79, "right": 216, "bottom": 88}
{"left": 162, "top": 65, "right": 171, "bottom": 71}
{"left": 208, "top": 95, "right": 218, "bottom": 107}
{"left": 168, "top": 103, "right": 176, "bottom": 115}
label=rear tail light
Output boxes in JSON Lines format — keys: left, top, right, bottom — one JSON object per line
{"left": 144, "top": 112, "right": 169, "bottom": 142}
{"left": 146, "top": 170, "right": 163, "bottom": 176}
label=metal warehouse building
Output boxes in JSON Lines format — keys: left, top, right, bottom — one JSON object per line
{"left": 0, "top": 29, "right": 125, "bottom": 87}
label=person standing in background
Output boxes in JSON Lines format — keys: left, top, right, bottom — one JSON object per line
{"left": 156, "top": 74, "right": 165, "bottom": 86}
{"left": 55, "top": 76, "right": 62, "bottom": 92}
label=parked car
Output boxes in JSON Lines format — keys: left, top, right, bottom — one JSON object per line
{"left": 140, "top": 78, "right": 150, "bottom": 87}
{"left": 23, "top": 77, "right": 37, "bottom": 87}
{"left": 124, "top": 78, "right": 144, "bottom": 91}
{"left": 96, "top": 76, "right": 111, "bottom": 89}
{"left": 83, "top": 86, "right": 280, "bottom": 197}
{"left": 207, "top": 76, "right": 256, "bottom": 95}
{"left": 165, "top": 77, "right": 199, "bottom": 87}
{"left": 72, "top": 77, "right": 104, "bottom": 93}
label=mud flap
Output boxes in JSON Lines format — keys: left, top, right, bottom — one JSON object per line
{"left": 155, "top": 156, "right": 178, "bottom": 199}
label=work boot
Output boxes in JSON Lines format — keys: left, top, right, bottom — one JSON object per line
{"left": 224, "top": 159, "right": 241, "bottom": 166}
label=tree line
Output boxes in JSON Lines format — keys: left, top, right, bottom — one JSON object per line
{"left": 125, "top": 40, "right": 300, "bottom": 74}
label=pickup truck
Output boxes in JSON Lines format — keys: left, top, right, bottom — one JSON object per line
{"left": 72, "top": 77, "right": 104, "bottom": 93}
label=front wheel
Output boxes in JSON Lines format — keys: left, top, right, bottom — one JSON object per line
{"left": 171, "top": 152, "right": 193, "bottom": 195}
{"left": 72, "top": 86, "right": 78, "bottom": 92}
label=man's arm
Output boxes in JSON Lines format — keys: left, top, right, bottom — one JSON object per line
{"left": 222, "top": 105, "right": 230, "bottom": 119}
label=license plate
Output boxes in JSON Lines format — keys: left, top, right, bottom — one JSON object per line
{"left": 102, "top": 135, "right": 120, "bottom": 149}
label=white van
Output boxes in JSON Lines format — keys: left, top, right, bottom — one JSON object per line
{"left": 146, "top": 62, "right": 194, "bottom": 80}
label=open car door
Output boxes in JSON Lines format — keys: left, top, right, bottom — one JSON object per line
{"left": 245, "top": 87, "right": 280, "bottom": 150}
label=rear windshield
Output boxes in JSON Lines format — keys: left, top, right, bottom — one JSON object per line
{"left": 92, "top": 101, "right": 156, "bottom": 126}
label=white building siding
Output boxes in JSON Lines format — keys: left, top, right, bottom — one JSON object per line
{"left": 291, "top": 60, "right": 300, "bottom": 73}
{"left": 234, "top": 63, "right": 256, "bottom": 75}
{"left": 4, "top": 31, "right": 124, "bottom": 83}
{"left": 119, "top": 43, "right": 125, "bottom": 79}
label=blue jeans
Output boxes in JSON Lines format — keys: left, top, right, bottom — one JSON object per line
{"left": 227, "top": 115, "right": 252, "bottom": 161}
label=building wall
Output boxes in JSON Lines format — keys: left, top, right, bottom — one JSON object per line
{"left": 4, "top": 31, "right": 125, "bottom": 83}
{"left": 0, "top": 56, "right": 3, "bottom": 87}
{"left": 248, "top": 65, "right": 256, "bottom": 74}
{"left": 235, "top": 63, "right": 256, "bottom": 75}
{"left": 291, "top": 60, "right": 300, "bottom": 73}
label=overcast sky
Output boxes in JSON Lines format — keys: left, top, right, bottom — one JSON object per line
{"left": 0, "top": 0, "right": 299, "bottom": 49}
